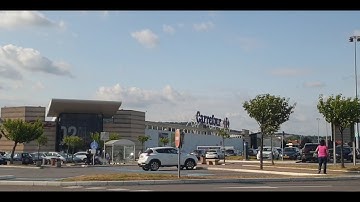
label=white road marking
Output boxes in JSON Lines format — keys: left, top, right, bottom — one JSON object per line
{"left": 282, "top": 185, "right": 332, "bottom": 188}
{"left": 107, "top": 188, "right": 130, "bottom": 191}
{"left": 221, "top": 186, "right": 277, "bottom": 189}
{"left": 132, "top": 190, "right": 153, "bottom": 192}
{"left": 85, "top": 187, "right": 107, "bottom": 190}
{"left": 207, "top": 167, "right": 319, "bottom": 176}
{"left": 63, "top": 186, "right": 84, "bottom": 189}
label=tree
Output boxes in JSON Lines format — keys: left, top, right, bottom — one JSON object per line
{"left": 36, "top": 134, "right": 48, "bottom": 161}
{"left": 243, "top": 94, "right": 296, "bottom": 169}
{"left": 317, "top": 94, "right": 360, "bottom": 168}
{"left": 159, "top": 137, "right": 169, "bottom": 146}
{"left": 300, "top": 136, "right": 313, "bottom": 148}
{"left": 63, "top": 136, "right": 83, "bottom": 161}
{"left": 109, "top": 133, "right": 121, "bottom": 140}
{"left": 137, "top": 135, "right": 151, "bottom": 153}
{"left": 0, "top": 119, "right": 44, "bottom": 164}
{"left": 218, "top": 128, "right": 230, "bottom": 164}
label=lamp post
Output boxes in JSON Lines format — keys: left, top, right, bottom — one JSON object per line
{"left": 316, "top": 118, "right": 320, "bottom": 143}
{"left": 350, "top": 35, "right": 360, "bottom": 166}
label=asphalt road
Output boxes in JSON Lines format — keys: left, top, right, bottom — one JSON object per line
{"left": 0, "top": 163, "right": 291, "bottom": 181}
{"left": 1, "top": 179, "right": 360, "bottom": 191}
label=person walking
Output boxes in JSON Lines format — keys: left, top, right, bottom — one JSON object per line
{"left": 315, "top": 139, "right": 328, "bottom": 174}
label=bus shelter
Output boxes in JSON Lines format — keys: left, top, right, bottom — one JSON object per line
{"left": 104, "top": 139, "right": 135, "bottom": 164}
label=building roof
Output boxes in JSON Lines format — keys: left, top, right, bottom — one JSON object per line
{"left": 46, "top": 98, "right": 122, "bottom": 118}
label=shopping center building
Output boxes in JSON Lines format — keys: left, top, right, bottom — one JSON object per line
{"left": 0, "top": 98, "right": 250, "bottom": 156}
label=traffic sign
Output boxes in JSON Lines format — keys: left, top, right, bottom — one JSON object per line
{"left": 100, "top": 132, "right": 110, "bottom": 141}
{"left": 175, "top": 129, "right": 181, "bottom": 148}
{"left": 90, "top": 140, "right": 98, "bottom": 149}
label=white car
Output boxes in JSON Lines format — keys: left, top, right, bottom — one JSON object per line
{"left": 45, "top": 152, "right": 67, "bottom": 163}
{"left": 205, "top": 149, "right": 224, "bottom": 159}
{"left": 137, "top": 147, "right": 198, "bottom": 171}
{"left": 257, "top": 146, "right": 280, "bottom": 160}
{"left": 73, "top": 151, "right": 88, "bottom": 162}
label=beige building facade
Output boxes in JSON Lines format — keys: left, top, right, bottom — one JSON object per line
{"left": 0, "top": 99, "right": 145, "bottom": 155}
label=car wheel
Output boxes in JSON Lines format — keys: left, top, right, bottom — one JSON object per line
{"left": 149, "top": 160, "right": 160, "bottom": 171}
{"left": 185, "top": 159, "right": 196, "bottom": 170}
{"left": 142, "top": 165, "right": 150, "bottom": 171}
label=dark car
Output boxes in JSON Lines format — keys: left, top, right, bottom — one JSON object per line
{"left": 3, "top": 152, "right": 34, "bottom": 165}
{"left": 0, "top": 156, "right": 7, "bottom": 165}
{"left": 301, "top": 143, "right": 319, "bottom": 162}
{"left": 190, "top": 150, "right": 205, "bottom": 160}
{"left": 329, "top": 146, "right": 353, "bottom": 162}
{"left": 282, "top": 147, "right": 300, "bottom": 160}
{"left": 248, "top": 148, "right": 258, "bottom": 157}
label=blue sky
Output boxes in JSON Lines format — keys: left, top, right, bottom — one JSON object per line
{"left": 0, "top": 11, "right": 359, "bottom": 137}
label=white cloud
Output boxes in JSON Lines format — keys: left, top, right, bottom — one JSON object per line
{"left": 163, "top": 24, "right": 175, "bottom": 34}
{"left": 236, "top": 37, "right": 262, "bottom": 52}
{"left": 177, "top": 23, "right": 185, "bottom": 28}
{"left": 32, "top": 81, "right": 45, "bottom": 90}
{"left": 58, "top": 20, "right": 66, "bottom": 31}
{"left": 0, "top": 11, "right": 63, "bottom": 30}
{"left": 131, "top": 29, "right": 159, "bottom": 48}
{"left": 95, "top": 84, "right": 187, "bottom": 108}
{"left": 0, "top": 44, "right": 74, "bottom": 80}
{"left": 303, "top": 81, "right": 325, "bottom": 88}
{"left": 270, "top": 68, "right": 310, "bottom": 77}
{"left": 193, "top": 21, "right": 214, "bottom": 32}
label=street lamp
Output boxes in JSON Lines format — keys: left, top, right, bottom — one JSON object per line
{"left": 316, "top": 118, "right": 320, "bottom": 143}
{"left": 350, "top": 35, "right": 360, "bottom": 165}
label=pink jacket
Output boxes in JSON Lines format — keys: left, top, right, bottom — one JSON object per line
{"left": 316, "top": 145, "right": 328, "bottom": 157}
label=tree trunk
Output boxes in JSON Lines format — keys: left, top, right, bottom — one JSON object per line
{"left": 271, "top": 135, "right": 274, "bottom": 165}
{"left": 340, "top": 130, "right": 345, "bottom": 168}
{"left": 260, "top": 132, "right": 264, "bottom": 170}
{"left": 223, "top": 137, "right": 226, "bottom": 164}
{"left": 10, "top": 142, "right": 18, "bottom": 164}
{"left": 37, "top": 145, "right": 40, "bottom": 162}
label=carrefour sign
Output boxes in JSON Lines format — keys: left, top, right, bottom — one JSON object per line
{"left": 196, "top": 111, "right": 230, "bottom": 129}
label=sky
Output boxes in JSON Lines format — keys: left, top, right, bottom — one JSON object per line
{"left": 0, "top": 11, "right": 359, "bottom": 137}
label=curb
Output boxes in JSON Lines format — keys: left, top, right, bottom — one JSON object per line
{"left": 1, "top": 165, "right": 43, "bottom": 169}
{"left": 0, "top": 175, "right": 15, "bottom": 180}
{"left": 1, "top": 175, "right": 360, "bottom": 187}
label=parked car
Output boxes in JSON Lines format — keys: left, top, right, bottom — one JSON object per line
{"left": 3, "top": 152, "right": 33, "bottom": 165}
{"left": 190, "top": 149, "right": 205, "bottom": 160}
{"left": 301, "top": 143, "right": 319, "bottom": 162}
{"left": 247, "top": 148, "right": 258, "bottom": 157}
{"left": 30, "top": 152, "right": 53, "bottom": 164}
{"left": 205, "top": 149, "right": 224, "bottom": 159}
{"left": 225, "top": 149, "right": 237, "bottom": 156}
{"left": 281, "top": 147, "right": 300, "bottom": 160}
{"left": 0, "top": 155, "right": 7, "bottom": 165}
{"left": 329, "top": 145, "right": 353, "bottom": 162}
{"left": 73, "top": 151, "right": 88, "bottom": 162}
{"left": 45, "top": 152, "right": 67, "bottom": 163}
{"left": 137, "top": 146, "right": 197, "bottom": 171}
{"left": 257, "top": 146, "right": 280, "bottom": 160}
